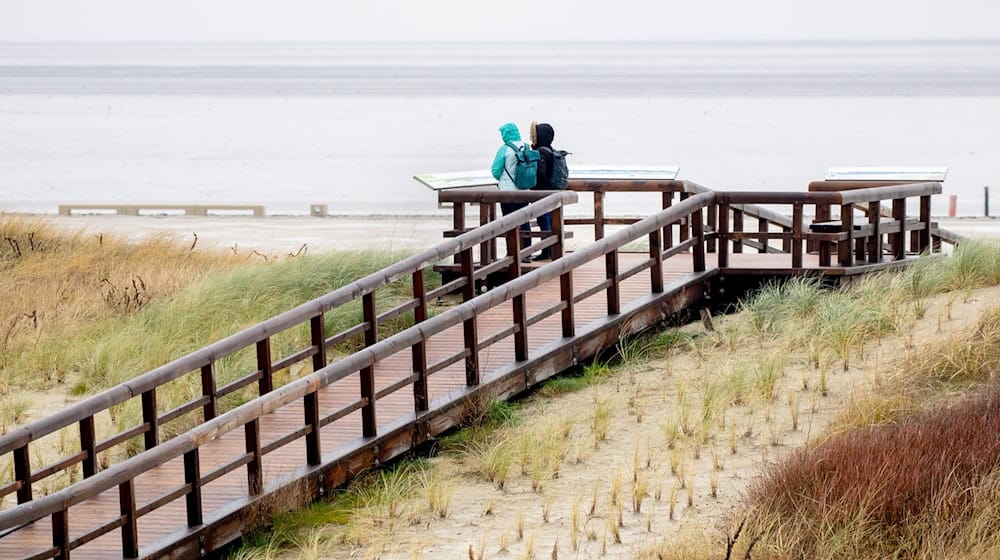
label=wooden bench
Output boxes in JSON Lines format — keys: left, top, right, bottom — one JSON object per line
{"left": 58, "top": 204, "right": 265, "bottom": 217}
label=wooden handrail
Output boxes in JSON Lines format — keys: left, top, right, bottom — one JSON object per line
{"left": 0, "top": 191, "right": 711, "bottom": 531}
{"left": 0, "top": 192, "right": 579, "bottom": 494}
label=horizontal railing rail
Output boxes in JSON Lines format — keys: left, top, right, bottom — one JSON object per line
{"left": 0, "top": 192, "right": 716, "bottom": 559}
{"left": 0, "top": 192, "right": 579, "bottom": 512}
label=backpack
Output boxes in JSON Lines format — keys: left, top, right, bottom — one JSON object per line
{"left": 537, "top": 146, "right": 570, "bottom": 189}
{"left": 503, "top": 142, "right": 540, "bottom": 189}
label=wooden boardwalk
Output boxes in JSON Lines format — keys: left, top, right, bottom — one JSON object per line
{"left": 0, "top": 180, "right": 953, "bottom": 559}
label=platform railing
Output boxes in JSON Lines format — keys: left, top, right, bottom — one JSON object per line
{"left": 0, "top": 192, "right": 716, "bottom": 559}
{"left": 712, "top": 182, "right": 943, "bottom": 269}
{"left": 0, "top": 192, "right": 578, "bottom": 516}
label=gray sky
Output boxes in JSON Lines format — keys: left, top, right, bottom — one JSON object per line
{"left": 1, "top": 0, "right": 997, "bottom": 42}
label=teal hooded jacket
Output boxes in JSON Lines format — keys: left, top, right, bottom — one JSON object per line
{"left": 491, "top": 122, "right": 524, "bottom": 191}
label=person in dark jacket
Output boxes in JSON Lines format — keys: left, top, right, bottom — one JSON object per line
{"left": 530, "top": 122, "right": 559, "bottom": 260}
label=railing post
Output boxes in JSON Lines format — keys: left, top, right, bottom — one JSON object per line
{"left": 792, "top": 202, "right": 804, "bottom": 269}
{"left": 691, "top": 207, "right": 706, "bottom": 273}
{"left": 838, "top": 203, "right": 854, "bottom": 267}
{"left": 649, "top": 230, "right": 664, "bottom": 293}
{"left": 141, "top": 388, "right": 158, "bottom": 450}
{"left": 732, "top": 208, "right": 744, "bottom": 253}
{"left": 460, "top": 248, "right": 480, "bottom": 385}
{"left": 593, "top": 191, "right": 606, "bottom": 240}
{"left": 245, "top": 418, "right": 263, "bottom": 495}
{"left": 488, "top": 203, "right": 498, "bottom": 264}
{"left": 183, "top": 448, "right": 203, "bottom": 527}
{"left": 200, "top": 361, "right": 217, "bottom": 421}
{"left": 606, "top": 250, "right": 620, "bottom": 315}
{"left": 506, "top": 230, "right": 529, "bottom": 361}
{"left": 452, "top": 201, "right": 465, "bottom": 265}
{"left": 781, "top": 226, "right": 792, "bottom": 253}
{"left": 552, "top": 207, "right": 574, "bottom": 338}
{"left": 305, "top": 314, "right": 325, "bottom": 465}
{"left": 661, "top": 192, "right": 673, "bottom": 247}
{"left": 13, "top": 444, "right": 32, "bottom": 504}
{"left": 757, "top": 217, "right": 768, "bottom": 253}
{"left": 360, "top": 292, "right": 378, "bottom": 438}
{"left": 551, "top": 205, "right": 566, "bottom": 260}
{"left": 919, "top": 194, "right": 932, "bottom": 253}
{"left": 256, "top": 338, "right": 273, "bottom": 395}
{"left": 479, "top": 202, "right": 492, "bottom": 267}
{"left": 119, "top": 479, "right": 139, "bottom": 558}
{"left": 679, "top": 192, "right": 690, "bottom": 246}
{"left": 813, "top": 203, "right": 831, "bottom": 255}
{"left": 52, "top": 509, "right": 69, "bottom": 560}
{"left": 706, "top": 202, "right": 717, "bottom": 253}
{"left": 411, "top": 270, "right": 429, "bottom": 413}
{"left": 717, "top": 203, "right": 729, "bottom": 268}
{"left": 79, "top": 415, "right": 96, "bottom": 478}
{"left": 868, "top": 201, "right": 882, "bottom": 263}
{"left": 891, "top": 198, "right": 906, "bottom": 260}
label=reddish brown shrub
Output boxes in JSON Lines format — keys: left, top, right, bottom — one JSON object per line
{"left": 746, "top": 384, "right": 1000, "bottom": 554}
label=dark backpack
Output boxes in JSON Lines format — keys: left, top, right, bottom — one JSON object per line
{"left": 536, "top": 146, "right": 570, "bottom": 190}
{"left": 504, "top": 142, "right": 540, "bottom": 189}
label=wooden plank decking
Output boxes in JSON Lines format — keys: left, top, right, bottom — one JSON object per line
{"left": 0, "top": 252, "right": 717, "bottom": 559}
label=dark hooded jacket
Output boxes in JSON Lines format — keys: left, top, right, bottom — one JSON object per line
{"left": 531, "top": 123, "right": 562, "bottom": 189}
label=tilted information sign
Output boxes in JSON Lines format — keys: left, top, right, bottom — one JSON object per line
{"left": 826, "top": 167, "right": 948, "bottom": 182}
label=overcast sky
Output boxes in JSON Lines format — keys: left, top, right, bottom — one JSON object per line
{"left": 1, "top": 0, "right": 998, "bottom": 43}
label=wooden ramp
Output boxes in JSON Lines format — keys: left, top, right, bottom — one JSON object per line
{"left": 0, "top": 180, "right": 955, "bottom": 559}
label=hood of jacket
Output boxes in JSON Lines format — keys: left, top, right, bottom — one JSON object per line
{"left": 534, "top": 123, "right": 554, "bottom": 148}
{"left": 499, "top": 122, "right": 522, "bottom": 144}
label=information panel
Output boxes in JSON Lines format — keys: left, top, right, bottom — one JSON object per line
{"left": 825, "top": 167, "right": 948, "bottom": 182}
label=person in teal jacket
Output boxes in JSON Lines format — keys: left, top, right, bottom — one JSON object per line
{"left": 491, "top": 122, "right": 531, "bottom": 256}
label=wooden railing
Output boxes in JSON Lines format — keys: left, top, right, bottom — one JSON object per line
{"left": 0, "top": 181, "right": 950, "bottom": 559}
{"left": 0, "top": 191, "right": 719, "bottom": 559}
{"left": 0, "top": 192, "right": 577, "bottom": 516}
{"left": 712, "top": 182, "right": 943, "bottom": 269}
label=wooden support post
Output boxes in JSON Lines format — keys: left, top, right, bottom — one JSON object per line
{"left": 360, "top": 292, "right": 378, "bottom": 438}
{"left": 792, "top": 202, "right": 803, "bottom": 269}
{"left": 488, "top": 203, "right": 498, "bottom": 263}
{"left": 551, "top": 205, "right": 574, "bottom": 337}
{"left": 52, "top": 509, "right": 69, "bottom": 560}
{"left": 919, "top": 195, "right": 932, "bottom": 253}
{"left": 732, "top": 209, "right": 744, "bottom": 253}
{"left": 892, "top": 198, "right": 906, "bottom": 260}
{"left": 717, "top": 204, "right": 730, "bottom": 268}
{"left": 245, "top": 419, "right": 263, "bottom": 495}
{"left": 119, "top": 479, "right": 139, "bottom": 558}
{"left": 13, "top": 445, "right": 31, "bottom": 504}
{"left": 200, "top": 362, "right": 217, "bottom": 421}
{"left": 141, "top": 389, "right": 158, "bottom": 450}
{"left": 706, "top": 202, "right": 717, "bottom": 253}
{"left": 813, "top": 203, "right": 830, "bottom": 255}
{"left": 593, "top": 191, "right": 606, "bottom": 240}
{"left": 305, "top": 314, "right": 325, "bottom": 464}
{"left": 479, "top": 202, "right": 491, "bottom": 267}
{"left": 507, "top": 229, "right": 528, "bottom": 361}
{"left": 460, "top": 248, "right": 480, "bottom": 385}
{"left": 256, "top": 338, "right": 273, "bottom": 395}
{"left": 551, "top": 205, "right": 565, "bottom": 260}
{"left": 661, "top": 192, "right": 673, "bottom": 247}
{"left": 649, "top": 230, "right": 663, "bottom": 293}
{"left": 679, "top": 192, "right": 690, "bottom": 246}
{"left": 183, "top": 448, "right": 203, "bottom": 527}
{"left": 757, "top": 217, "right": 768, "bottom": 254}
{"left": 452, "top": 202, "right": 465, "bottom": 264}
{"left": 606, "top": 250, "right": 620, "bottom": 315}
{"left": 691, "top": 207, "right": 706, "bottom": 273}
{"left": 868, "top": 201, "right": 881, "bottom": 263}
{"left": 411, "top": 270, "right": 429, "bottom": 413}
{"left": 782, "top": 226, "right": 792, "bottom": 253}
{"left": 80, "top": 415, "right": 97, "bottom": 478}
{"left": 838, "top": 203, "right": 854, "bottom": 267}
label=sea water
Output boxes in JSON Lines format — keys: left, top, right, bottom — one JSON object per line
{"left": 1, "top": 41, "right": 999, "bottom": 216}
